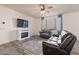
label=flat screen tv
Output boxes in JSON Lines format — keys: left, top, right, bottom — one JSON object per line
{"left": 17, "top": 18, "right": 28, "bottom": 28}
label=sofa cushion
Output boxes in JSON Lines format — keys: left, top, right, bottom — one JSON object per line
{"left": 61, "top": 30, "right": 67, "bottom": 36}
{"left": 47, "top": 36, "right": 60, "bottom": 46}
{"left": 61, "top": 32, "right": 71, "bottom": 42}
{"left": 57, "top": 31, "right": 67, "bottom": 44}
{"left": 60, "top": 33, "right": 74, "bottom": 49}
{"left": 46, "top": 41, "right": 59, "bottom": 46}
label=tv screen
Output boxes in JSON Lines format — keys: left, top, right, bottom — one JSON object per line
{"left": 17, "top": 18, "right": 28, "bottom": 28}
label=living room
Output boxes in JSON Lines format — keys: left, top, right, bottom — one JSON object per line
{"left": 0, "top": 4, "right": 78, "bottom": 55}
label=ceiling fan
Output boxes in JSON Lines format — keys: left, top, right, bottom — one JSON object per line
{"left": 33, "top": 4, "right": 53, "bottom": 14}
{"left": 40, "top": 4, "right": 53, "bottom": 11}
{"left": 40, "top": 4, "right": 53, "bottom": 13}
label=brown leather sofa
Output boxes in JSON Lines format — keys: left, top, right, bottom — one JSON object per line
{"left": 40, "top": 29, "right": 53, "bottom": 39}
{"left": 40, "top": 31, "right": 51, "bottom": 39}
{"left": 42, "top": 32, "right": 77, "bottom": 55}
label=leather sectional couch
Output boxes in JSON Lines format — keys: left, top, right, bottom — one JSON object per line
{"left": 42, "top": 32, "right": 77, "bottom": 55}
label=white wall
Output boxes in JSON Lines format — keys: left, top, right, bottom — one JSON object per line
{"left": 63, "top": 12, "right": 79, "bottom": 40}
{"left": 33, "top": 18, "right": 41, "bottom": 35}
{"left": 0, "top": 5, "right": 35, "bottom": 45}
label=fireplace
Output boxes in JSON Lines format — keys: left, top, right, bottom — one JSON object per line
{"left": 21, "top": 32, "right": 28, "bottom": 38}
{"left": 17, "top": 29, "right": 30, "bottom": 40}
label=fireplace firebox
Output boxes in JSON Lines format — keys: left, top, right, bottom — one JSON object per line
{"left": 21, "top": 32, "right": 28, "bottom": 38}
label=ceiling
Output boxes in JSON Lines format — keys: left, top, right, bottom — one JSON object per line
{"left": 2, "top": 4, "right": 79, "bottom": 18}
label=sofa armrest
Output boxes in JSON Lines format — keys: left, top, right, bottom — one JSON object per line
{"left": 42, "top": 42, "right": 68, "bottom": 55}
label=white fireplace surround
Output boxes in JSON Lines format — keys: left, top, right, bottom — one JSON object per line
{"left": 16, "top": 28, "right": 30, "bottom": 40}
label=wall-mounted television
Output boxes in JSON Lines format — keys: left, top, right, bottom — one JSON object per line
{"left": 17, "top": 18, "right": 28, "bottom": 28}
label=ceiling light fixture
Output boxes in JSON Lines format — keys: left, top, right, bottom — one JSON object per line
{"left": 40, "top": 4, "right": 53, "bottom": 14}
{"left": 40, "top": 4, "right": 46, "bottom": 14}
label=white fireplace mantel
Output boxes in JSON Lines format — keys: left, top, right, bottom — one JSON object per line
{"left": 16, "top": 28, "right": 30, "bottom": 40}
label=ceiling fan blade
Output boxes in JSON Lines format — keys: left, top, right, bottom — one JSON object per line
{"left": 48, "top": 6, "right": 53, "bottom": 9}
{"left": 32, "top": 4, "right": 53, "bottom": 14}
